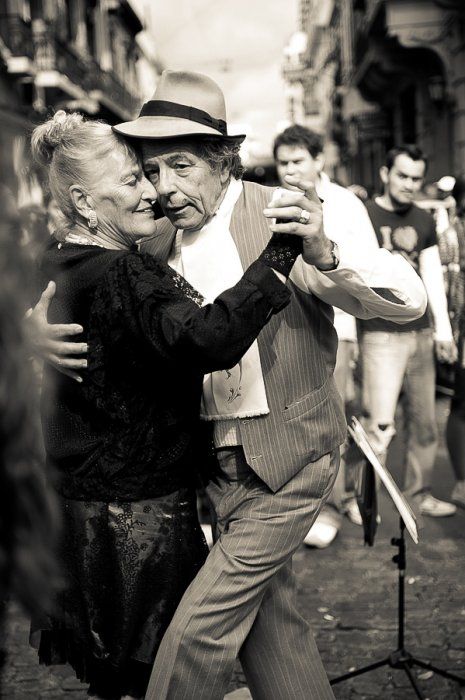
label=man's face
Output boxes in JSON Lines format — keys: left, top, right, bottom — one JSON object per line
{"left": 141, "top": 140, "right": 227, "bottom": 232}
{"left": 275, "top": 144, "right": 323, "bottom": 188}
{"left": 381, "top": 154, "right": 426, "bottom": 207}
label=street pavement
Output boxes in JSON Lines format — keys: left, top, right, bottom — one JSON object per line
{"left": 2, "top": 398, "right": 465, "bottom": 699}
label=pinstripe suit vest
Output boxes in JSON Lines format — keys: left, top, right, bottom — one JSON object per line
{"left": 141, "top": 180, "right": 346, "bottom": 491}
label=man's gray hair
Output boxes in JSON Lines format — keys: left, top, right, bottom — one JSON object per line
{"left": 195, "top": 138, "right": 245, "bottom": 180}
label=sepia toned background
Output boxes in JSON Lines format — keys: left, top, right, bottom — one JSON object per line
{"left": 1, "top": 3, "right": 465, "bottom": 699}
{"left": 1, "top": 1, "right": 465, "bottom": 201}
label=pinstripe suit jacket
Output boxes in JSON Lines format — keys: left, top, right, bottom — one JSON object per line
{"left": 141, "top": 180, "right": 347, "bottom": 491}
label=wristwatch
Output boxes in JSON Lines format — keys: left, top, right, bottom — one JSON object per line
{"left": 315, "top": 240, "right": 340, "bottom": 271}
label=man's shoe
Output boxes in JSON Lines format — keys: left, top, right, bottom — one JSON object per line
{"left": 344, "top": 497, "right": 363, "bottom": 526}
{"left": 451, "top": 481, "right": 465, "bottom": 509}
{"left": 418, "top": 494, "right": 457, "bottom": 517}
{"left": 303, "top": 509, "right": 340, "bottom": 548}
{"left": 344, "top": 497, "right": 381, "bottom": 525}
{"left": 303, "top": 522, "right": 339, "bottom": 548}
{"left": 224, "top": 689, "right": 252, "bottom": 699}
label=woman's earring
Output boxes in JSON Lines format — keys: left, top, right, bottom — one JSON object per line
{"left": 87, "top": 210, "right": 98, "bottom": 229}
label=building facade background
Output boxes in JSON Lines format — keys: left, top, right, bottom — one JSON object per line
{"left": 283, "top": 0, "right": 465, "bottom": 192}
{"left": 0, "top": 0, "right": 160, "bottom": 203}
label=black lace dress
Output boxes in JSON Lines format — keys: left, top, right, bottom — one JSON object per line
{"left": 34, "top": 236, "right": 296, "bottom": 698}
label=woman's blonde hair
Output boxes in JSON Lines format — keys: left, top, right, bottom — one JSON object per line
{"left": 31, "top": 111, "right": 135, "bottom": 233}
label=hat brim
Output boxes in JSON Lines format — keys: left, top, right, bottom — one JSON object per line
{"left": 113, "top": 116, "right": 245, "bottom": 143}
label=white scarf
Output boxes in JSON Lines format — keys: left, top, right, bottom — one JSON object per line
{"left": 169, "top": 178, "right": 269, "bottom": 420}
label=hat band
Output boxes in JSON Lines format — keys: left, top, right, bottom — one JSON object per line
{"left": 139, "top": 100, "right": 227, "bottom": 135}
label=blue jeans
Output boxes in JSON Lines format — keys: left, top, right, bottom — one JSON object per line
{"left": 327, "top": 339, "right": 356, "bottom": 513}
{"left": 361, "top": 328, "right": 438, "bottom": 497}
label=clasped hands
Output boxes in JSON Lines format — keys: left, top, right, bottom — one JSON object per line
{"left": 263, "top": 175, "right": 335, "bottom": 270}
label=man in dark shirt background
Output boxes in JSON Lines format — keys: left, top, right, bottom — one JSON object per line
{"left": 360, "top": 144, "right": 457, "bottom": 517}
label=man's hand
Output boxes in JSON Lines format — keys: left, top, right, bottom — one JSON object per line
{"left": 25, "top": 281, "right": 87, "bottom": 383}
{"left": 263, "top": 175, "right": 334, "bottom": 268}
{"left": 435, "top": 339, "right": 457, "bottom": 365}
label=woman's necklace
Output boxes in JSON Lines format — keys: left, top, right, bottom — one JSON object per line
{"left": 59, "top": 231, "right": 138, "bottom": 252}
{"left": 62, "top": 232, "right": 107, "bottom": 248}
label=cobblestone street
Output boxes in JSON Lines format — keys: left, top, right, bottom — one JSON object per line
{"left": 2, "top": 399, "right": 465, "bottom": 699}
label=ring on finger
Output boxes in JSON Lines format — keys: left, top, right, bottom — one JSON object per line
{"left": 298, "top": 209, "right": 311, "bottom": 225}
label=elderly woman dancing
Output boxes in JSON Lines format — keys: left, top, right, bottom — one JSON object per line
{"left": 30, "top": 110, "right": 304, "bottom": 700}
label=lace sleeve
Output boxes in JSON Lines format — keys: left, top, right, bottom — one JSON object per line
{"left": 257, "top": 232, "right": 303, "bottom": 276}
{"left": 90, "top": 252, "right": 291, "bottom": 375}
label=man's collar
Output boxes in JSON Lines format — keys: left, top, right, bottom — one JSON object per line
{"left": 316, "top": 171, "right": 330, "bottom": 199}
{"left": 375, "top": 195, "right": 412, "bottom": 214}
{"left": 212, "top": 178, "right": 243, "bottom": 222}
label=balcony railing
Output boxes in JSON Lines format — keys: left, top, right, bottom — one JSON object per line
{"left": 1, "top": 16, "right": 142, "bottom": 119}
{"left": 86, "top": 60, "right": 141, "bottom": 118}
{"left": 34, "top": 31, "right": 88, "bottom": 87}
{"left": 0, "top": 13, "right": 34, "bottom": 59}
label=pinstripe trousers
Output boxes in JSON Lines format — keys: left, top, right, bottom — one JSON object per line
{"left": 145, "top": 447, "right": 339, "bottom": 700}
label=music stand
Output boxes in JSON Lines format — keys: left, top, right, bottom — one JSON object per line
{"left": 329, "top": 417, "right": 465, "bottom": 698}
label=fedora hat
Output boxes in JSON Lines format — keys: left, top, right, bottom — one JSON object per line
{"left": 113, "top": 70, "right": 245, "bottom": 142}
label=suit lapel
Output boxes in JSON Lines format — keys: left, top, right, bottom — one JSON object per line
{"left": 230, "top": 182, "right": 271, "bottom": 268}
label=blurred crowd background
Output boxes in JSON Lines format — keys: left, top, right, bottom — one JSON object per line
{"left": 0, "top": 1, "right": 464, "bottom": 214}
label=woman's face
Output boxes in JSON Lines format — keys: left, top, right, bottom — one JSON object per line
{"left": 91, "top": 148, "right": 158, "bottom": 240}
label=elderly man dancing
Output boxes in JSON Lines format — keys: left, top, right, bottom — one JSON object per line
{"left": 111, "top": 71, "right": 425, "bottom": 700}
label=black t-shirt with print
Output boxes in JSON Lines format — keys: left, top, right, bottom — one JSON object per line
{"left": 361, "top": 199, "right": 437, "bottom": 333}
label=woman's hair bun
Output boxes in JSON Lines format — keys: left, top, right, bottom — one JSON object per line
{"left": 31, "top": 110, "right": 84, "bottom": 167}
